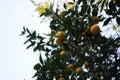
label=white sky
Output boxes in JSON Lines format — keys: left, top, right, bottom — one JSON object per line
{"left": 0, "top": 0, "right": 50, "bottom": 80}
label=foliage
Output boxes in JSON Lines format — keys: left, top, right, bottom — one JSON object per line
{"left": 21, "top": 0, "right": 120, "bottom": 80}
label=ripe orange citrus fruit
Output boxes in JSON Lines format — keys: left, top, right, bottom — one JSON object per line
{"left": 92, "top": 16, "right": 99, "bottom": 23}
{"left": 96, "top": 72, "right": 101, "bottom": 79}
{"left": 57, "top": 31, "right": 66, "bottom": 40}
{"left": 75, "top": 67, "right": 83, "bottom": 74}
{"left": 56, "top": 38, "right": 63, "bottom": 45}
{"left": 84, "top": 61, "right": 89, "bottom": 68}
{"left": 90, "top": 25, "right": 100, "bottom": 34}
{"left": 59, "top": 77, "right": 65, "bottom": 80}
{"left": 67, "top": 64, "right": 74, "bottom": 71}
{"left": 83, "top": 45, "right": 89, "bottom": 52}
{"left": 60, "top": 51, "right": 67, "bottom": 57}
{"left": 82, "top": 32, "right": 86, "bottom": 37}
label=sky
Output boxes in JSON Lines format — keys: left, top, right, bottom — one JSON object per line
{"left": 0, "top": 0, "right": 50, "bottom": 80}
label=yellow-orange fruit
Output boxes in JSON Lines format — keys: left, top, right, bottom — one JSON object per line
{"left": 83, "top": 45, "right": 89, "bottom": 52}
{"left": 75, "top": 67, "right": 83, "bottom": 74}
{"left": 56, "top": 38, "right": 63, "bottom": 45}
{"left": 60, "top": 51, "right": 67, "bottom": 57}
{"left": 90, "top": 25, "right": 100, "bottom": 34}
{"left": 92, "top": 16, "right": 99, "bottom": 23}
{"left": 67, "top": 64, "right": 74, "bottom": 70}
{"left": 82, "top": 32, "right": 86, "bottom": 37}
{"left": 59, "top": 77, "right": 65, "bottom": 80}
{"left": 96, "top": 72, "right": 101, "bottom": 79}
{"left": 57, "top": 31, "right": 66, "bottom": 40}
{"left": 84, "top": 61, "right": 89, "bottom": 68}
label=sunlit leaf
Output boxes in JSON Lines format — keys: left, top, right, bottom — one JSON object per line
{"left": 44, "top": 2, "right": 49, "bottom": 8}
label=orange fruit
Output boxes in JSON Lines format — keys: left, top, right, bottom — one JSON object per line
{"left": 59, "top": 77, "right": 65, "bottom": 80}
{"left": 57, "top": 31, "right": 66, "bottom": 40}
{"left": 60, "top": 51, "right": 67, "bottom": 57}
{"left": 90, "top": 25, "right": 100, "bottom": 34}
{"left": 82, "top": 32, "right": 86, "bottom": 37}
{"left": 83, "top": 45, "right": 89, "bottom": 52}
{"left": 75, "top": 67, "right": 83, "bottom": 74}
{"left": 84, "top": 61, "right": 89, "bottom": 68}
{"left": 56, "top": 38, "right": 63, "bottom": 45}
{"left": 96, "top": 72, "right": 101, "bottom": 79}
{"left": 67, "top": 64, "right": 74, "bottom": 71}
{"left": 92, "top": 16, "right": 99, "bottom": 23}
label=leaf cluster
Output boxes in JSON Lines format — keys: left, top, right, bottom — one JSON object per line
{"left": 101, "top": 0, "right": 120, "bottom": 26}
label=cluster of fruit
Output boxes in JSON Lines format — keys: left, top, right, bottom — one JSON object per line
{"left": 56, "top": 16, "right": 100, "bottom": 80}
{"left": 56, "top": 31, "right": 66, "bottom": 45}
{"left": 58, "top": 61, "right": 89, "bottom": 80}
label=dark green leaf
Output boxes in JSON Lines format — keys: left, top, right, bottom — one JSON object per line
{"left": 26, "top": 43, "right": 32, "bottom": 49}
{"left": 34, "top": 63, "right": 41, "bottom": 70}
{"left": 26, "top": 28, "right": 31, "bottom": 35}
{"left": 63, "top": 3, "right": 66, "bottom": 9}
{"left": 21, "top": 31, "right": 25, "bottom": 35}
{"left": 103, "top": 17, "right": 112, "bottom": 26}
{"left": 117, "top": 9, "right": 120, "bottom": 15}
{"left": 77, "top": 0, "right": 81, "bottom": 4}
{"left": 106, "top": 9, "right": 113, "bottom": 15}
{"left": 45, "top": 8, "right": 53, "bottom": 16}
{"left": 92, "top": 9, "right": 98, "bottom": 16}
{"left": 116, "top": 16, "right": 120, "bottom": 25}
{"left": 32, "top": 72, "right": 39, "bottom": 78}
{"left": 90, "top": 0, "right": 95, "bottom": 4}
{"left": 33, "top": 47, "right": 38, "bottom": 52}
{"left": 109, "top": 1, "right": 116, "bottom": 11}
{"left": 100, "top": 0, "right": 105, "bottom": 11}
{"left": 116, "top": 0, "right": 120, "bottom": 7}
{"left": 26, "top": 41, "right": 36, "bottom": 49}
{"left": 39, "top": 53, "right": 44, "bottom": 65}
{"left": 23, "top": 26, "right": 26, "bottom": 31}
{"left": 31, "top": 31, "right": 36, "bottom": 39}
{"left": 20, "top": 27, "right": 26, "bottom": 35}
{"left": 24, "top": 38, "right": 31, "bottom": 44}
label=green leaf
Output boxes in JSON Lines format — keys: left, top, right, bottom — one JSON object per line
{"left": 26, "top": 43, "right": 32, "bottom": 49}
{"left": 34, "top": 63, "right": 41, "bottom": 70}
{"left": 77, "top": 0, "right": 81, "bottom": 4}
{"left": 20, "top": 27, "right": 26, "bottom": 35}
{"left": 116, "top": 16, "right": 120, "bottom": 25}
{"left": 26, "top": 41, "right": 36, "bottom": 49}
{"left": 24, "top": 37, "right": 31, "bottom": 44}
{"left": 106, "top": 9, "right": 112, "bottom": 15}
{"left": 45, "top": 8, "right": 53, "bottom": 16}
{"left": 116, "top": 0, "right": 120, "bottom": 7}
{"left": 39, "top": 53, "right": 44, "bottom": 65}
{"left": 90, "top": 0, "right": 95, "bottom": 4}
{"left": 100, "top": 0, "right": 105, "bottom": 11}
{"left": 63, "top": 3, "right": 66, "bottom": 9}
{"left": 109, "top": 1, "right": 116, "bottom": 11}
{"left": 32, "top": 72, "right": 39, "bottom": 78}
{"left": 103, "top": 17, "right": 112, "bottom": 26}
{"left": 92, "top": 8, "right": 98, "bottom": 16}
{"left": 117, "top": 10, "right": 120, "bottom": 15}
{"left": 26, "top": 28, "right": 31, "bottom": 35}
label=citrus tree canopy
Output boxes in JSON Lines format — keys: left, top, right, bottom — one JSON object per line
{"left": 21, "top": 0, "right": 120, "bottom": 80}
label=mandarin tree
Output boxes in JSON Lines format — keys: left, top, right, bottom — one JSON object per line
{"left": 21, "top": 0, "right": 120, "bottom": 80}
